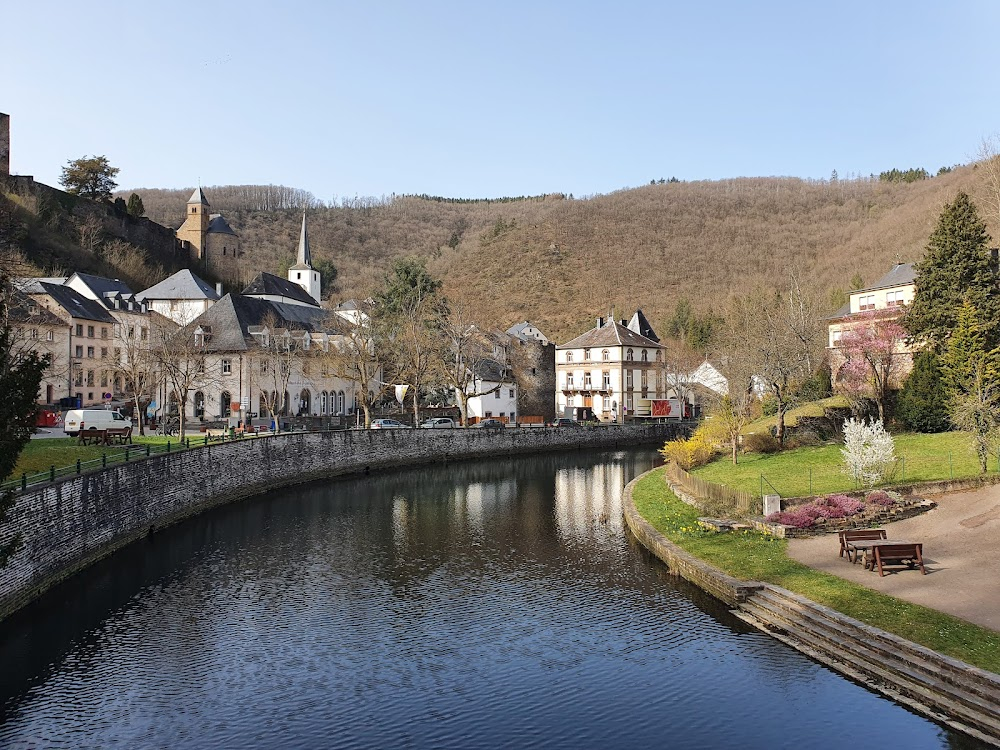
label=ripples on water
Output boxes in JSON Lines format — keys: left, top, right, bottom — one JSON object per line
{"left": 0, "top": 450, "right": 973, "bottom": 749}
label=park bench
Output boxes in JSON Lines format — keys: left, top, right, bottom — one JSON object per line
{"left": 105, "top": 426, "right": 132, "bottom": 445}
{"left": 868, "top": 542, "right": 927, "bottom": 577}
{"left": 78, "top": 429, "right": 107, "bottom": 446}
{"left": 839, "top": 529, "right": 887, "bottom": 563}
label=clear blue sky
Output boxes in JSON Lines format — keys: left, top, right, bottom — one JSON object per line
{"left": 6, "top": 0, "right": 999, "bottom": 201}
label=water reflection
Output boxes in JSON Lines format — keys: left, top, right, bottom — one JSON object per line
{"left": 0, "top": 449, "right": 977, "bottom": 749}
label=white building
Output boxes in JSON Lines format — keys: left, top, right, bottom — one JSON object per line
{"left": 137, "top": 269, "right": 221, "bottom": 326}
{"left": 464, "top": 359, "right": 519, "bottom": 423}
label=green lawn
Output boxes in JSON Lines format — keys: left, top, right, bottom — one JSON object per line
{"left": 632, "top": 469, "right": 1000, "bottom": 672}
{"left": 692, "top": 431, "right": 989, "bottom": 498}
{"left": 9, "top": 435, "right": 205, "bottom": 481}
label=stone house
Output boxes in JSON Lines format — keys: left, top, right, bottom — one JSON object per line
{"left": 8, "top": 288, "right": 70, "bottom": 406}
{"left": 504, "top": 322, "right": 556, "bottom": 423}
{"left": 175, "top": 187, "right": 242, "bottom": 278}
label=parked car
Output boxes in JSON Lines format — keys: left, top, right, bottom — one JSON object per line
{"left": 63, "top": 408, "right": 132, "bottom": 437}
{"left": 474, "top": 418, "right": 505, "bottom": 430}
{"left": 552, "top": 418, "right": 582, "bottom": 427}
{"left": 420, "top": 417, "right": 456, "bottom": 428}
{"left": 370, "top": 418, "right": 411, "bottom": 429}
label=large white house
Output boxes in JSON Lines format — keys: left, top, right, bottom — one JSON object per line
{"left": 464, "top": 358, "right": 519, "bottom": 423}
{"left": 556, "top": 312, "right": 665, "bottom": 422}
{"left": 137, "top": 269, "right": 221, "bottom": 326}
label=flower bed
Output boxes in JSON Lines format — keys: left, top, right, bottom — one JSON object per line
{"left": 757, "top": 490, "right": 935, "bottom": 538}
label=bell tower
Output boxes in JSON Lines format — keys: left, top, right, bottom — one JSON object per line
{"left": 288, "top": 212, "right": 321, "bottom": 303}
{"left": 176, "top": 187, "right": 210, "bottom": 259}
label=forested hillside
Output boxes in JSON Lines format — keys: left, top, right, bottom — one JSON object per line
{"left": 121, "top": 165, "right": 997, "bottom": 343}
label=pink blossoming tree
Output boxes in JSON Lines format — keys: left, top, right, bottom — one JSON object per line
{"left": 838, "top": 310, "right": 908, "bottom": 422}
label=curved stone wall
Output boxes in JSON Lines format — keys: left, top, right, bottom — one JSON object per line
{"left": 0, "top": 424, "right": 676, "bottom": 621}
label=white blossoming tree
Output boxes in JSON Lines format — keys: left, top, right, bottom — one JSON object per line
{"left": 841, "top": 418, "right": 896, "bottom": 488}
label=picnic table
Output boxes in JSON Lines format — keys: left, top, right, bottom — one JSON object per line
{"left": 77, "top": 427, "right": 133, "bottom": 446}
{"left": 839, "top": 529, "right": 887, "bottom": 563}
{"left": 861, "top": 540, "right": 927, "bottom": 577}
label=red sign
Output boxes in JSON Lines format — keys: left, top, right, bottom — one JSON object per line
{"left": 651, "top": 400, "right": 672, "bottom": 417}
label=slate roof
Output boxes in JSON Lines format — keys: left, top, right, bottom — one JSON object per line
{"left": 188, "top": 187, "right": 209, "bottom": 205}
{"left": 8, "top": 289, "right": 66, "bottom": 327}
{"left": 558, "top": 320, "right": 663, "bottom": 350}
{"left": 827, "top": 302, "right": 852, "bottom": 320}
{"left": 627, "top": 309, "right": 660, "bottom": 342}
{"left": 289, "top": 213, "right": 312, "bottom": 270}
{"left": 860, "top": 263, "right": 915, "bottom": 292}
{"left": 137, "top": 269, "right": 220, "bottom": 301}
{"left": 207, "top": 214, "right": 237, "bottom": 235}
{"left": 180, "top": 293, "right": 341, "bottom": 352}
{"left": 36, "top": 282, "right": 116, "bottom": 323}
{"left": 72, "top": 273, "right": 134, "bottom": 298}
{"left": 472, "top": 358, "right": 512, "bottom": 383}
{"left": 242, "top": 272, "right": 318, "bottom": 306}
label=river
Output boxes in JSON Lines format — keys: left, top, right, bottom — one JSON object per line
{"left": 0, "top": 448, "right": 975, "bottom": 748}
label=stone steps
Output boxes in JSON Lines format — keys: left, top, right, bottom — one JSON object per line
{"left": 734, "top": 586, "right": 1000, "bottom": 746}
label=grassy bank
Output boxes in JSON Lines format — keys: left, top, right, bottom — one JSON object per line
{"left": 632, "top": 469, "right": 1000, "bottom": 672}
{"left": 9, "top": 435, "right": 203, "bottom": 481}
{"left": 691, "top": 431, "right": 989, "bottom": 498}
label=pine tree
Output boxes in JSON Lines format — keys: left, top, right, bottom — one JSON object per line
{"left": 896, "top": 351, "right": 950, "bottom": 433}
{"left": 58, "top": 155, "right": 119, "bottom": 201}
{"left": 905, "top": 192, "right": 998, "bottom": 350}
{"left": 126, "top": 192, "right": 145, "bottom": 218}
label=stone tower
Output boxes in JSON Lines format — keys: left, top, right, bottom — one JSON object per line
{"left": 0, "top": 113, "right": 9, "bottom": 176}
{"left": 288, "top": 213, "right": 321, "bottom": 303}
{"left": 176, "top": 187, "right": 210, "bottom": 259}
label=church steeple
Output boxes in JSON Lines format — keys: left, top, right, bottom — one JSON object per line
{"left": 288, "top": 212, "right": 321, "bottom": 303}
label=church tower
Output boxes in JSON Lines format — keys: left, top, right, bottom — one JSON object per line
{"left": 177, "top": 187, "right": 210, "bottom": 260}
{"left": 288, "top": 213, "right": 321, "bottom": 303}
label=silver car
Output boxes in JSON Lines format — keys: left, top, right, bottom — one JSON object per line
{"left": 420, "top": 417, "right": 456, "bottom": 428}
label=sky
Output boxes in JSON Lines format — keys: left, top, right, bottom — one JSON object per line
{"left": 6, "top": 0, "right": 1000, "bottom": 201}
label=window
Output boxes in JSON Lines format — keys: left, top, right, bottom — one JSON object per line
{"left": 100, "top": 372, "right": 108, "bottom": 387}
{"left": 484, "top": 411, "right": 493, "bottom": 418}
{"left": 87, "top": 346, "right": 95, "bottom": 358}
{"left": 222, "top": 359, "right": 232, "bottom": 375}
{"left": 656, "top": 350, "right": 662, "bottom": 362}
{"left": 886, "top": 290, "right": 905, "bottom": 307}
{"left": 832, "top": 330, "right": 843, "bottom": 345}
{"left": 75, "top": 324, "right": 83, "bottom": 336}
{"left": 602, "top": 349, "right": 610, "bottom": 361}
{"left": 113, "top": 348, "right": 121, "bottom": 362}
{"left": 626, "top": 349, "right": 634, "bottom": 361}
{"left": 140, "top": 327, "right": 147, "bottom": 340}
{"left": 86, "top": 370, "right": 95, "bottom": 386}
{"left": 584, "top": 372, "right": 592, "bottom": 389}
{"left": 197, "top": 359, "right": 205, "bottom": 374}
{"left": 87, "top": 326, "right": 94, "bottom": 338}
{"left": 859, "top": 294, "right": 875, "bottom": 311}
{"left": 626, "top": 371, "right": 633, "bottom": 388}
{"left": 567, "top": 374, "right": 575, "bottom": 389}
{"left": 603, "top": 371, "right": 611, "bottom": 389}
{"left": 603, "top": 396, "right": 612, "bottom": 411}
{"left": 101, "top": 327, "right": 108, "bottom": 339}
{"left": 74, "top": 370, "right": 83, "bottom": 386}
{"left": 641, "top": 370, "right": 648, "bottom": 387}
{"left": 221, "top": 392, "right": 232, "bottom": 417}
{"left": 566, "top": 351, "right": 573, "bottom": 363}
{"left": 584, "top": 349, "right": 591, "bottom": 361}
{"left": 101, "top": 347, "right": 108, "bottom": 359}
{"left": 75, "top": 345, "right": 83, "bottom": 358}
{"left": 191, "top": 206, "right": 197, "bottom": 214}
{"left": 46, "top": 330, "right": 53, "bottom": 342}
{"left": 509, "top": 389, "right": 515, "bottom": 399}
{"left": 495, "top": 390, "right": 501, "bottom": 399}
{"left": 30, "top": 328, "right": 37, "bottom": 339}
{"left": 641, "top": 350, "right": 648, "bottom": 362}
{"left": 260, "top": 360, "right": 269, "bottom": 374}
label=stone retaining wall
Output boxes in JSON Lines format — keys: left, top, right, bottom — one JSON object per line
{"left": 0, "top": 424, "right": 676, "bottom": 622}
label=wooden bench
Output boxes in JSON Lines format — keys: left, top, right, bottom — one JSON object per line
{"left": 105, "top": 426, "right": 132, "bottom": 445}
{"left": 869, "top": 542, "right": 926, "bottom": 577}
{"left": 78, "top": 429, "right": 108, "bottom": 446}
{"left": 839, "top": 529, "right": 887, "bottom": 563}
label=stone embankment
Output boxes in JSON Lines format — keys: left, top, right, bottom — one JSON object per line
{"left": 0, "top": 424, "right": 678, "bottom": 622}
{"left": 623, "top": 469, "right": 1000, "bottom": 748}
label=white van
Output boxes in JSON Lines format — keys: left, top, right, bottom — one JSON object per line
{"left": 64, "top": 409, "right": 132, "bottom": 437}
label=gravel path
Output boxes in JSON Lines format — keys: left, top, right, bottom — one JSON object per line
{"left": 786, "top": 484, "right": 1000, "bottom": 632}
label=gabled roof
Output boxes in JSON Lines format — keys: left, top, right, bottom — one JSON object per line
{"left": 137, "top": 269, "right": 220, "bottom": 301}
{"left": 858, "top": 263, "right": 915, "bottom": 293}
{"left": 188, "top": 187, "right": 209, "bottom": 205}
{"left": 179, "top": 293, "right": 341, "bottom": 352}
{"left": 36, "top": 282, "right": 116, "bottom": 323}
{"left": 473, "top": 358, "right": 512, "bottom": 383}
{"left": 207, "top": 214, "right": 237, "bottom": 235}
{"left": 242, "top": 271, "right": 319, "bottom": 306}
{"left": 289, "top": 212, "right": 312, "bottom": 270}
{"left": 71, "top": 272, "right": 134, "bottom": 298}
{"left": 8, "top": 289, "right": 66, "bottom": 327}
{"left": 627, "top": 309, "right": 659, "bottom": 342}
{"left": 506, "top": 321, "right": 549, "bottom": 344}
{"left": 558, "top": 320, "right": 662, "bottom": 350}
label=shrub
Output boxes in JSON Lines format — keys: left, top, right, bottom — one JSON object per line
{"left": 897, "top": 351, "right": 951, "bottom": 433}
{"left": 761, "top": 394, "right": 778, "bottom": 416}
{"left": 660, "top": 434, "right": 716, "bottom": 469}
{"left": 743, "top": 432, "right": 781, "bottom": 454}
{"left": 765, "top": 509, "right": 816, "bottom": 528}
{"left": 842, "top": 418, "right": 896, "bottom": 487}
{"left": 865, "top": 489, "right": 897, "bottom": 507}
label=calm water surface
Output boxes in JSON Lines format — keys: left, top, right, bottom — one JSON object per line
{"left": 0, "top": 449, "right": 979, "bottom": 749}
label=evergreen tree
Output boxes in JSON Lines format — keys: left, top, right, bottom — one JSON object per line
{"left": 896, "top": 351, "right": 950, "bottom": 432}
{"left": 905, "top": 192, "right": 998, "bottom": 350}
{"left": 0, "top": 279, "right": 51, "bottom": 568}
{"left": 126, "top": 192, "right": 145, "bottom": 217}
{"left": 58, "top": 155, "right": 119, "bottom": 200}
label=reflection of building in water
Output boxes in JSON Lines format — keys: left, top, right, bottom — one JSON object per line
{"left": 449, "top": 479, "right": 519, "bottom": 535}
{"left": 554, "top": 458, "right": 628, "bottom": 537}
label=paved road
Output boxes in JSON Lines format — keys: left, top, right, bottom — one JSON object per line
{"left": 787, "top": 484, "right": 1000, "bottom": 631}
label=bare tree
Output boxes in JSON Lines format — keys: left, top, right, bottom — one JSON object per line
{"left": 322, "top": 300, "right": 389, "bottom": 428}
{"left": 715, "top": 295, "right": 763, "bottom": 464}
{"left": 975, "top": 135, "right": 1000, "bottom": 231}
{"left": 153, "top": 323, "right": 218, "bottom": 438}
{"left": 110, "top": 316, "right": 166, "bottom": 436}
{"left": 247, "top": 314, "right": 308, "bottom": 431}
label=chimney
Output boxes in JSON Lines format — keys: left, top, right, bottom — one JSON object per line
{"left": 597, "top": 317, "right": 604, "bottom": 328}
{"left": 216, "top": 282, "right": 223, "bottom": 296}
{"left": 0, "top": 113, "right": 8, "bottom": 177}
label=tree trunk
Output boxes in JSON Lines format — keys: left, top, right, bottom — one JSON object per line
{"left": 411, "top": 384, "right": 420, "bottom": 426}
{"left": 775, "top": 394, "right": 786, "bottom": 447}
{"left": 133, "top": 393, "right": 145, "bottom": 436}
{"left": 731, "top": 437, "right": 739, "bottom": 465}
{"left": 361, "top": 403, "right": 371, "bottom": 429}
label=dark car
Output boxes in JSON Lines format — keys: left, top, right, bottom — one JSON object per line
{"left": 552, "top": 418, "right": 582, "bottom": 427}
{"left": 475, "top": 418, "right": 505, "bottom": 430}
